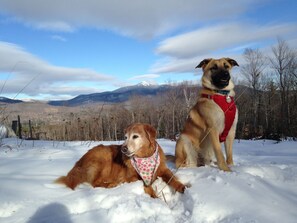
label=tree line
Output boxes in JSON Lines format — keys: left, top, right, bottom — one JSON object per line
{"left": 8, "top": 38, "right": 297, "bottom": 141}
{"left": 238, "top": 38, "right": 297, "bottom": 140}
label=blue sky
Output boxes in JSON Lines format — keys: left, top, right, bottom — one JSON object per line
{"left": 0, "top": 0, "right": 297, "bottom": 100}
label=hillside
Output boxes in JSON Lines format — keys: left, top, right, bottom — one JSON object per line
{"left": 0, "top": 97, "right": 22, "bottom": 104}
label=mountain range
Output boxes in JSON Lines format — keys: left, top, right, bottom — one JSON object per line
{"left": 49, "top": 82, "right": 175, "bottom": 106}
{"left": 0, "top": 97, "right": 23, "bottom": 104}
{"left": 1, "top": 82, "right": 251, "bottom": 107}
{"left": 0, "top": 82, "right": 172, "bottom": 106}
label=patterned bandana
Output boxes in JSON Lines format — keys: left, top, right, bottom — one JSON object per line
{"left": 131, "top": 145, "right": 160, "bottom": 186}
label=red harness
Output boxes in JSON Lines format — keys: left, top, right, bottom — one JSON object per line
{"left": 201, "top": 94, "right": 236, "bottom": 142}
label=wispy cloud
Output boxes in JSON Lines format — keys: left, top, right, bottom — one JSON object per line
{"left": 51, "top": 35, "right": 67, "bottom": 42}
{"left": 0, "top": 41, "right": 114, "bottom": 98}
{"left": 152, "top": 22, "right": 297, "bottom": 74}
{"left": 156, "top": 22, "right": 297, "bottom": 58}
{"left": 150, "top": 58, "right": 199, "bottom": 74}
{"left": 35, "top": 21, "right": 75, "bottom": 32}
{"left": 129, "top": 74, "right": 160, "bottom": 80}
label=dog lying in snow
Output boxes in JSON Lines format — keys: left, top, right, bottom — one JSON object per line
{"left": 55, "top": 123, "right": 185, "bottom": 198}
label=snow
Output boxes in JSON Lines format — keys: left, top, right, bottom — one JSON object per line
{"left": 0, "top": 125, "right": 8, "bottom": 139}
{"left": 0, "top": 138, "right": 297, "bottom": 223}
{"left": 137, "top": 81, "right": 154, "bottom": 87}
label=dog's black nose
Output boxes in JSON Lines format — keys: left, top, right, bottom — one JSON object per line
{"left": 121, "top": 146, "right": 128, "bottom": 153}
{"left": 220, "top": 70, "right": 230, "bottom": 79}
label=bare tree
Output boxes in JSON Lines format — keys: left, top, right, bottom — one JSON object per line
{"left": 163, "top": 84, "right": 183, "bottom": 137}
{"left": 241, "top": 48, "right": 266, "bottom": 137}
{"left": 269, "top": 38, "right": 296, "bottom": 136}
{"left": 180, "top": 81, "right": 199, "bottom": 111}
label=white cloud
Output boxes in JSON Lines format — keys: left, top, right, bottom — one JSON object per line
{"left": 150, "top": 57, "right": 199, "bottom": 74}
{"left": 51, "top": 35, "right": 67, "bottom": 42}
{"left": 152, "top": 22, "right": 297, "bottom": 74}
{"left": 129, "top": 74, "right": 160, "bottom": 80}
{"left": 0, "top": 0, "right": 255, "bottom": 38}
{"left": 156, "top": 22, "right": 297, "bottom": 58}
{"left": 0, "top": 41, "right": 114, "bottom": 98}
{"left": 36, "top": 21, "right": 75, "bottom": 32}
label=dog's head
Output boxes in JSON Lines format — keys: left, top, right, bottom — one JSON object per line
{"left": 121, "top": 123, "right": 157, "bottom": 158}
{"left": 196, "top": 58, "right": 239, "bottom": 90}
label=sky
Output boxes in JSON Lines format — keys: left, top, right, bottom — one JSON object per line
{"left": 0, "top": 0, "right": 297, "bottom": 101}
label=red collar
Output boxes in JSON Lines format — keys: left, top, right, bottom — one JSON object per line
{"left": 201, "top": 93, "right": 236, "bottom": 142}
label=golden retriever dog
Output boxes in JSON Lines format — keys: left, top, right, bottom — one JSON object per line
{"left": 175, "top": 58, "right": 239, "bottom": 171}
{"left": 56, "top": 123, "right": 185, "bottom": 198}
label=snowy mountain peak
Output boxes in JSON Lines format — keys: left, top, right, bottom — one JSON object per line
{"left": 137, "top": 81, "right": 153, "bottom": 87}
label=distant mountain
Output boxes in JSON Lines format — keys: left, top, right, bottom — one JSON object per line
{"left": 48, "top": 83, "right": 174, "bottom": 106}
{"left": 0, "top": 97, "right": 23, "bottom": 104}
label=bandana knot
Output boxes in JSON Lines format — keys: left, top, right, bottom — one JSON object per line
{"left": 131, "top": 145, "right": 160, "bottom": 186}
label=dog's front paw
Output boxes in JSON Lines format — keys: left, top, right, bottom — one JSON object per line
{"left": 226, "top": 159, "right": 234, "bottom": 166}
{"left": 176, "top": 183, "right": 186, "bottom": 193}
{"left": 144, "top": 185, "right": 158, "bottom": 198}
{"left": 221, "top": 165, "right": 232, "bottom": 172}
{"left": 217, "top": 162, "right": 232, "bottom": 172}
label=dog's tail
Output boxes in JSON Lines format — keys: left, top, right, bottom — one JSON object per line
{"left": 54, "top": 173, "right": 80, "bottom": 190}
{"left": 54, "top": 176, "right": 73, "bottom": 189}
{"left": 54, "top": 176, "right": 66, "bottom": 184}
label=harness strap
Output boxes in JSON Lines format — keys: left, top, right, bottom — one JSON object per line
{"left": 201, "top": 94, "right": 236, "bottom": 142}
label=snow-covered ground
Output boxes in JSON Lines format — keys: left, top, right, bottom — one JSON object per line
{"left": 0, "top": 138, "right": 297, "bottom": 223}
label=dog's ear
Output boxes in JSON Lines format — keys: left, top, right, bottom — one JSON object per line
{"left": 143, "top": 124, "right": 157, "bottom": 144}
{"left": 225, "top": 58, "right": 239, "bottom": 67}
{"left": 195, "top": 58, "right": 212, "bottom": 69}
{"left": 124, "top": 124, "right": 133, "bottom": 135}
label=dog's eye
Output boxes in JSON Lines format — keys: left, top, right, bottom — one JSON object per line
{"left": 124, "top": 136, "right": 127, "bottom": 140}
{"left": 224, "top": 63, "right": 230, "bottom": 69}
{"left": 132, "top": 135, "right": 139, "bottom": 139}
{"left": 211, "top": 65, "right": 218, "bottom": 70}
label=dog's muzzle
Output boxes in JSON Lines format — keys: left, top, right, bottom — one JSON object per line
{"left": 121, "top": 146, "right": 134, "bottom": 157}
{"left": 211, "top": 69, "right": 231, "bottom": 89}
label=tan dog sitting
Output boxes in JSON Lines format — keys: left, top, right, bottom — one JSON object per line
{"left": 56, "top": 123, "right": 185, "bottom": 198}
{"left": 175, "top": 58, "right": 239, "bottom": 171}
